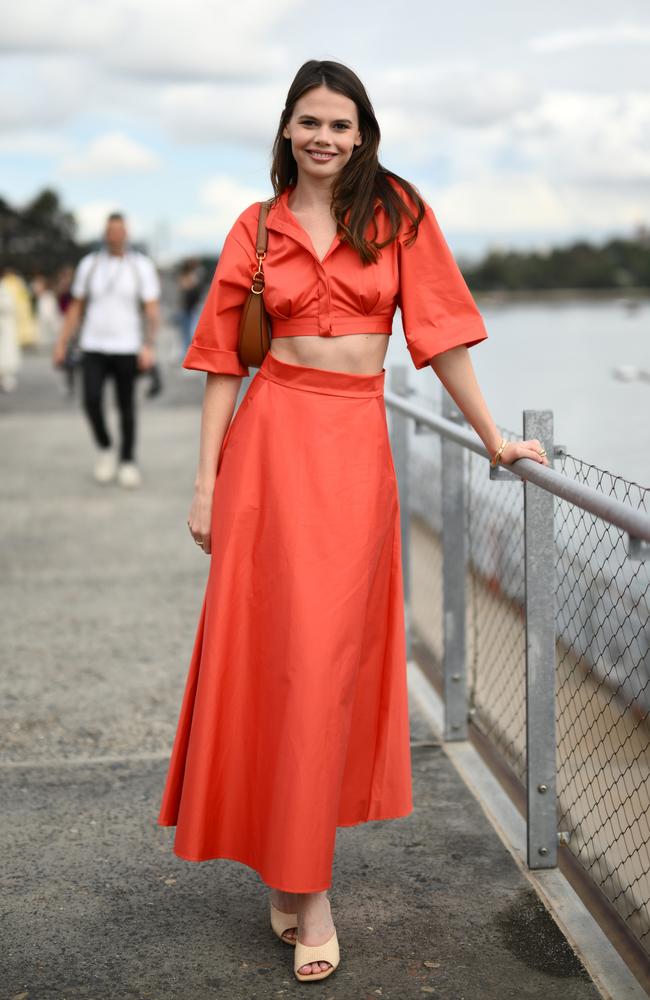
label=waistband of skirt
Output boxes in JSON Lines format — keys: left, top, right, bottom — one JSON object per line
{"left": 257, "top": 349, "right": 385, "bottom": 397}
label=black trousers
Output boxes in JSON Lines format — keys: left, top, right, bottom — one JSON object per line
{"left": 81, "top": 350, "right": 139, "bottom": 462}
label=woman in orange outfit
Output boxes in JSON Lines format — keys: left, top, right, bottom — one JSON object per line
{"left": 157, "top": 59, "right": 550, "bottom": 983}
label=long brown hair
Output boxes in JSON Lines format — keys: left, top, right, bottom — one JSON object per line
{"left": 270, "top": 60, "right": 426, "bottom": 265}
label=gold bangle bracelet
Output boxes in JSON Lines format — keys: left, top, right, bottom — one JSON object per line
{"left": 490, "top": 438, "right": 508, "bottom": 467}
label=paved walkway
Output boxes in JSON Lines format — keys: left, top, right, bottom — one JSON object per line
{"left": 1, "top": 342, "right": 602, "bottom": 999}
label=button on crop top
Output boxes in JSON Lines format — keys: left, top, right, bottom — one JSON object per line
{"left": 182, "top": 175, "right": 488, "bottom": 378}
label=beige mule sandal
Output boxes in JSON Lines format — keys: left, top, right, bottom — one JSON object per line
{"left": 269, "top": 901, "right": 298, "bottom": 945}
{"left": 294, "top": 928, "right": 340, "bottom": 982}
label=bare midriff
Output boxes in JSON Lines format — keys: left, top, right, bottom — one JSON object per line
{"left": 269, "top": 333, "right": 390, "bottom": 375}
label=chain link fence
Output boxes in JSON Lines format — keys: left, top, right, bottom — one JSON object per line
{"left": 398, "top": 382, "right": 650, "bottom": 958}
{"left": 554, "top": 455, "right": 650, "bottom": 951}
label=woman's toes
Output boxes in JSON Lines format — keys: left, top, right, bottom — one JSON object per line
{"left": 299, "top": 961, "right": 331, "bottom": 975}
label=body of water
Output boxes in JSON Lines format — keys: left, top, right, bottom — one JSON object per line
{"left": 386, "top": 293, "right": 650, "bottom": 489}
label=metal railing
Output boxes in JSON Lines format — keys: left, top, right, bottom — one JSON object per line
{"left": 386, "top": 366, "right": 650, "bottom": 961}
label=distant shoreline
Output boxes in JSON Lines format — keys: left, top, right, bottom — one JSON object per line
{"left": 474, "top": 287, "right": 650, "bottom": 304}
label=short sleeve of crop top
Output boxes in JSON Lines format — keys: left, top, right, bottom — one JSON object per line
{"left": 396, "top": 191, "right": 488, "bottom": 370}
{"left": 182, "top": 214, "right": 253, "bottom": 378}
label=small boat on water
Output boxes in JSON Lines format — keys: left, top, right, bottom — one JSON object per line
{"left": 611, "top": 365, "right": 650, "bottom": 383}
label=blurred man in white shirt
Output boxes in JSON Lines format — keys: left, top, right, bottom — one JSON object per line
{"left": 53, "top": 212, "right": 161, "bottom": 488}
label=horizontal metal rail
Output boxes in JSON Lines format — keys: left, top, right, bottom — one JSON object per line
{"left": 384, "top": 389, "right": 650, "bottom": 549}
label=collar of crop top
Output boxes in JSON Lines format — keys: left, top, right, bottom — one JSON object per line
{"left": 265, "top": 185, "right": 383, "bottom": 266}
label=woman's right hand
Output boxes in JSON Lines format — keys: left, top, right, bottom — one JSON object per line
{"left": 187, "top": 487, "right": 214, "bottom": 555}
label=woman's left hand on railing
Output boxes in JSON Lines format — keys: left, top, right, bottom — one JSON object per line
{"left": 500, "top": 438, "right": 549, "bottom": 466}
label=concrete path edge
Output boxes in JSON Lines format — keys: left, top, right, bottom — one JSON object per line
{"left": 407, "top": 660, "right": 648, "bottom": 1000}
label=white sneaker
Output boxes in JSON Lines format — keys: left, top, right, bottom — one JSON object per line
{"left": 94, "top": 448, "right": 117, "bottom": 483}
{"left": 0, "top": 373, "right": 17, "bottom": 392}
{"left": 117, "top": 461, "right": 142, "bottom": 489}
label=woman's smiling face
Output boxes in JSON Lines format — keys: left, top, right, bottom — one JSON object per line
{"left": 282, "top": 85, "right": 362, "bottom": 181}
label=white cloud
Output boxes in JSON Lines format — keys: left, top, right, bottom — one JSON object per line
{"left": 432, "top": 71, "right": 538, "bottom": 128}
{"left": 380, "top": 86, "right": 650, "bottom": 192}
{"left": 512, "top": 91, "right": 650, "bottom": 182}
{"left": 75, "top": 200, "right": 146, "bottom": 241}
{"left": 2, "top": 0, "right": 649, "bottom": 255}
{"left": 372, "top": 63, "right": 542, "bottom": 174}
{"left": 0, "top": 0, "right": 299, "bottom": 80}
{"left": 0, "top": 130, "right": 72, "bottom": 156}
{"left": 529, "top": 22, "right": 650, "bottom": 53}
{"left": 0, "top": 3, "right": 120, "bottom": 52}
{"left": 373, "top": 65, "right": 540, "bottom": 128}
{"left": 109, "top": 24, "right": 289, "bottom": 83}
{"left": 158, "top": 82, "right": 285, "bottom": 145}
{"left": 425, "top": 174, "right": 567, "bottom": 232}
{"left": 59, "top": 132, "right": 160, "bottom": 175}
{"left": 175, "top": 174, "right": 268, "bottom": 245}
{"left": 0, "top": 55, "right": 89, "bottom": 130}
{"left": 424, "top": 171, "right": 649, "bottom": 236}
{"left": 74, "top": 201, "right": 121, "bottom": 241}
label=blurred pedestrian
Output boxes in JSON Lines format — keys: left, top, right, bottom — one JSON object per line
{"left": 31, "top": 272, "right": 62, "bottom": 348}
{"left": 0, "top": 264, "right": 21, "bottom": 393}
{"left": 2, "top": 265, "right": 37, "bottom": 350}
{"left": 52, "top": 212, "right": 161, "bottom": 488}
{"left": 176, "top": 258, "right": 205, "bottom": 355}
{"left": 54, "top": 265, "right": 80, "bottom": 397}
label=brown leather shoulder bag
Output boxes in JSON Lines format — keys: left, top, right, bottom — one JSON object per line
{"left": 237, "top": 197, "right": 275, "bottom": 369}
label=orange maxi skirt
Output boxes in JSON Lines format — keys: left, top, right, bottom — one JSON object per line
{"left": 157, "top": 350, "right": 413, "bottom": 891}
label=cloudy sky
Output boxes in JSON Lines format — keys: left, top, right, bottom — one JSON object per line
{"left": 1, "top": 0, "right": 649, "bottom": 262}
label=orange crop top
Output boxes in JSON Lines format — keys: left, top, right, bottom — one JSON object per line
{"left": 182, "top": 175, "right": 488, "bottom": 378}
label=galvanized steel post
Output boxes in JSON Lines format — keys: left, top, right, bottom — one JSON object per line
{"left": 441, "top": 389, "right": 468, "bottom": 741}
{"left": 523, "top": 409, "right": 557, "bottom": 868}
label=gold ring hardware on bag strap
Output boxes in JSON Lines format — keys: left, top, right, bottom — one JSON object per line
{"left": 251, "top": 251, "right": 266, "bottom": 293}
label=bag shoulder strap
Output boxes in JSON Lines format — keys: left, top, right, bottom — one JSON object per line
{"left": 255, "top": 197, "right": 275, "bottom": 255}
{"left": 83, "top": 251, "right": 101, "bottom": 301}
{"left": 125, "top": 250, "right": 144, "bottom": 300}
